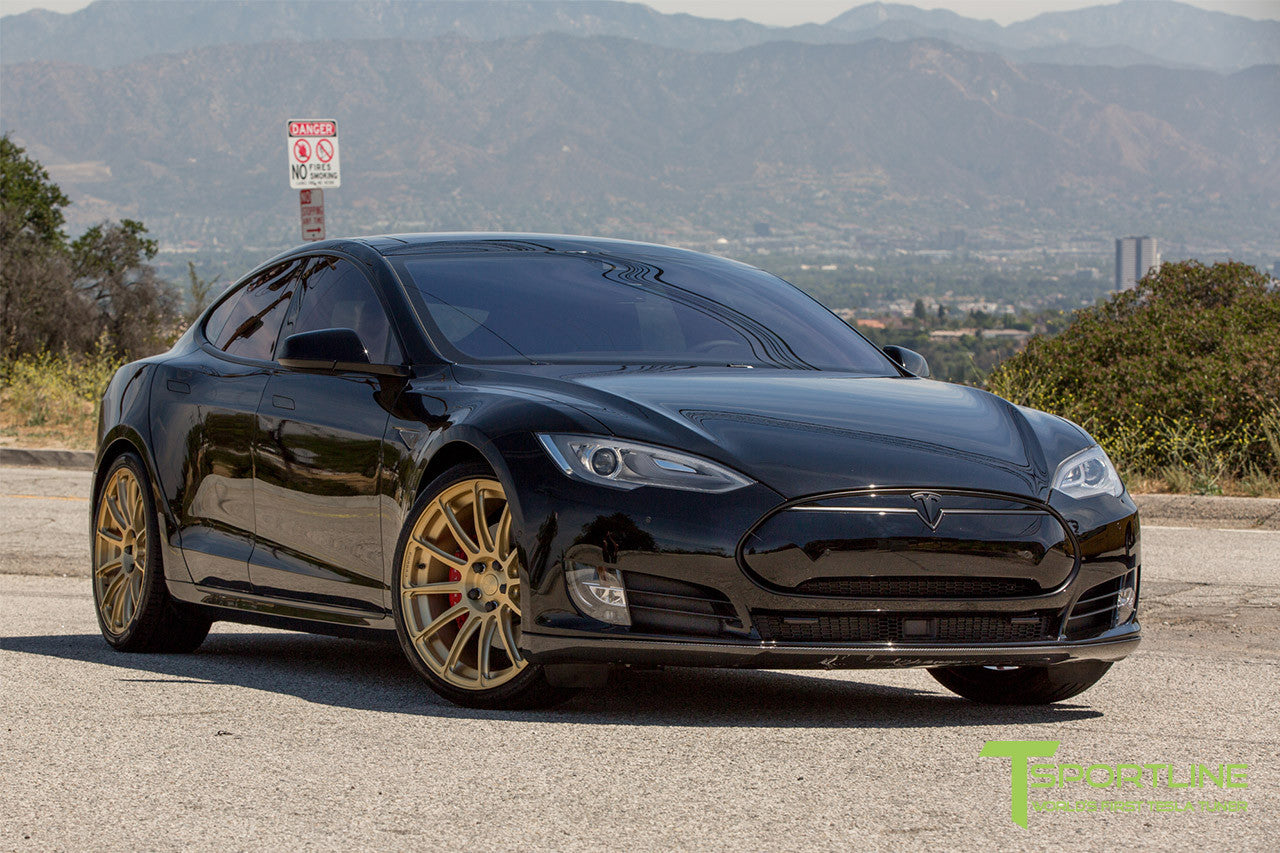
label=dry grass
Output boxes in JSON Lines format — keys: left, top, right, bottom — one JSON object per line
{"left": 0, "top": 344, "right": 122, "bottom": 450}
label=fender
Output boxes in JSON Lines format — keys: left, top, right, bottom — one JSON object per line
{"left": 93, "top": 363, "right": 195, "bottom": 583}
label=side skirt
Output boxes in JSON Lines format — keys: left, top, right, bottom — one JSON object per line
{"left": 167, "top": 578, "right": 397, "bottom": 641}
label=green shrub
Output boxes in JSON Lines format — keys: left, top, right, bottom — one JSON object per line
{"left": 0, "top": 337, "right": 124, "bottom": 448}
{"left": 987, "top": 260, "right": 1280, "bottom": 488}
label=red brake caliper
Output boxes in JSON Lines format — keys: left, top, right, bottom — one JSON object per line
{"left": 449, "top": 550, "right": 467, "bottom": 628}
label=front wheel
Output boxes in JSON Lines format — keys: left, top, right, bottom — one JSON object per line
{"left": 392, "top": 463, "right": 572, "bottom": 709}
{"left": 928, "top": 661, "right": 1113, "bottom": 705}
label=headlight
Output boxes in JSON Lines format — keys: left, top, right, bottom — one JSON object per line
{"left": 537, "top": 433, "right": 752, "bottom": 493}
{"left": 1052, "top": 444, "right": 1124, "bottom": 499}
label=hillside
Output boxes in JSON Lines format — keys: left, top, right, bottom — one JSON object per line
{"left": 2, "top": 0, "right": 1277, "bottom": 71}
{"left": 2, "top": 34, "right": 1276, "bottom": 252}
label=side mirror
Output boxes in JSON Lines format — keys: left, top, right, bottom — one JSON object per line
{"left": 278, "top": 328, "right": 408, "bottom": 377}
{"left": 882, "top": 345, "right": 931, "bottom": 378}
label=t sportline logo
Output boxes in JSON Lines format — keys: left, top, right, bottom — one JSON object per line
{"left": 981, "top": 741, "right": 1249, "bottom": 828}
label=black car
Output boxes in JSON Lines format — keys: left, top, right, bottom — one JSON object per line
{"left": 92, "top": 233, "right": 1140, "bottom": 708}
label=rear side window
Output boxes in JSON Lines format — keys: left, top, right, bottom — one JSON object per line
{"left": 291, "top": 257, "right": 402, "bottom": 364}
{"left": 210, "top": 261, "right": 301, "bottom": 361}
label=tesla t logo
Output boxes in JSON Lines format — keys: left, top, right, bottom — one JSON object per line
{"left": 910, "top": 491, "right": 944, "bottom": 530}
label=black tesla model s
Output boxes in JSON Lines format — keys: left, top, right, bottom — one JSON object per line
{"left": 91, "top": 233, "right": 1140, "bottom": 708}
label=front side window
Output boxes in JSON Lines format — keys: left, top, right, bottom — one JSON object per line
{"left": 210, "top": 261, "right": 301, "bottom": 361}
{"left": 290, "top": 257, "right": 401, "bottom": 364}
{"left": 395, "top": 251, "right": 894, "bottom": 373}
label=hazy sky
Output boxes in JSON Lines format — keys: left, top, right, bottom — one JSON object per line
{"left": 2, "top": 0, "right": 1278, "bottom": 24}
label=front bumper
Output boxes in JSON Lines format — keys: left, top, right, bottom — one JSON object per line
{"left": 499, "top": 433, "right": 1143, "bottom": 670}
{"left": 523, "top": 621, "right": 1140, "bottom": 669}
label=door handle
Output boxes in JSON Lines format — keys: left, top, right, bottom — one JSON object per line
{"left": 272, "top": 395, "right": 295, "bottom": 411}
{"left": 166, "top": 380, "right": 191, "bottom": 394}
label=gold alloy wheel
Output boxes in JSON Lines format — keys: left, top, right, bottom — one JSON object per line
{"left": 400, "top": 478, "right": 526, "bottom": 690}
{"left": 94, "top": 467, "right": 148, "bottom": 635}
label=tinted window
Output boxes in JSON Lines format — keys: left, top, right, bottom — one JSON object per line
{"left": 291, "top": 257, "right": 401, "bottom": 364}
{"left": 212, "top": 261, "right": 300, "bottom": 361}
{"left": 396, "top": 252, "right": 893, "bottom": 373}
{"left": 202, "top": 285, "right": 241, "bottom": 344}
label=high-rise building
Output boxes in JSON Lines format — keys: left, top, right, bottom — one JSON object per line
{"left": 1115, "top": 236, "right": 1160, "bottom": 290}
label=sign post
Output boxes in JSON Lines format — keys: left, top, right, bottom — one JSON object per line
{"left": 288, "top": 119, "right": 339, "bottom": 241}
{"left": 299, "top": 189, "right": 325, "bottom": 241}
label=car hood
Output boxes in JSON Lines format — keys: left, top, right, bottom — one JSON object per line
{"left": 463, "top": 365, "right": 1087, "bottom": 499}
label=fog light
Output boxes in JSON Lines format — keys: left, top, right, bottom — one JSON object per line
{"left": 1115, "top": 580, "right": 1136, "bottom": 625}
{"left": 566, "top": 562, "right": 631, "bottom": 626}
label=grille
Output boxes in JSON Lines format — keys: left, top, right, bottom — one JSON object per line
{"left": 624, "top": 572, "right": 742, "bottom": 637}
{"left": 1065, "top": 570, "right": 1137, "bottom": 639}
{"left": 752, "top": 612, "right": 1052, "bottom": 644}
{"left": 794, "top": 576, "right": 1040, "bottom": 599}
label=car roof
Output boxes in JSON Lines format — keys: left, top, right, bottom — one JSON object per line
{"left": 349, "top": 232, "right": 714, "bottom": 261}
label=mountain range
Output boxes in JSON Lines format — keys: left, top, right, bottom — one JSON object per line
{"left": 1, "top": 1, "right": 1277, "bottom": 257}
{"left": 4, "top": 0, "right": 1279, "bottom": 71}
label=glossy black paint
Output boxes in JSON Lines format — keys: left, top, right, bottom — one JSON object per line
{"left": 95, "top": 233, "right": 1141, "bottom": 670}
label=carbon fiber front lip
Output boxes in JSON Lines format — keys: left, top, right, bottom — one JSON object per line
{"left": 521, "top": 623, "right": 1140, "bottom": 669}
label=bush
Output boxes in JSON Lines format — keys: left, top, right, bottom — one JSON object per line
{"left": 0, "top": 339, "right": 124, "bottom": 449}
{"left": 987, "top": 260, "right": 1280, "bottom": 492}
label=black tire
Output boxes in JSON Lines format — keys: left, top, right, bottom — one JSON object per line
{"left": 92, "top": 452, "right": 212, "bottom": 653}
{"left": 391, "top": 462, "right": 574, "bottom": 710}
{"left": 928, "top": 661, "right": 1113, "bottom": 705}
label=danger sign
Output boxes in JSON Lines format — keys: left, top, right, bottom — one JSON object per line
{"left": 288, "top": 119, "right": 340, "bottom": 189}
{"left": 300, "top": 189, "right": 325, "bottom": 241}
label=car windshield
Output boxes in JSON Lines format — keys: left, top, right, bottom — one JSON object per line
{"left": 394, "top": 251, "right": 895, "bottom": 373}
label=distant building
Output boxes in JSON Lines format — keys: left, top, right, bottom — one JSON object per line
{"left": 1115, "top": 236, "right": 1160, "bottom": 290}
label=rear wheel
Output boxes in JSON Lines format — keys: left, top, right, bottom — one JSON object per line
{"left": 392, "top": 463, "right": 572, "bottom": 709}
{"left": 92, "top": 453, "right": 211, "bottom": 652}
{"left": 928, "top": 661, "right": 1113, "bottom": 705}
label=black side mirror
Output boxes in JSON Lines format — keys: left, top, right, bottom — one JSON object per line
{"left": 278, "top": 328, "right": 407, "bottom": 377}
{"left": 882, "top": 345, "right": 931, "bottom": 378}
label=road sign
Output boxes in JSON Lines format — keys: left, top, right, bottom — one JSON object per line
{"left": 288, "top": 119, "right": 340, "bottom": 189}
{"left": 300, "top": 188, "right": 325, "bottom": 241}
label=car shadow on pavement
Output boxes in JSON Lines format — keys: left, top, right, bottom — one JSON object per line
{"left": 0, "top": 630, "right": 1103, "bottom": 728}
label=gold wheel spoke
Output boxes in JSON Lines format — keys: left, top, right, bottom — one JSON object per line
{"left": 410, "top": 536, "right": 467, "bottom": 569}
{"left": 413, "top": 602, "right": 469, "bottom": 643}
{"left": 496, "top": 606, "right": 522, "bottom": 665}
{"left": 445, "top": 615, "right": 481, "bottom": 674}
{"left": 97, "top": 526, "right": 124, "bottom": 544}
{"left": 473, "top": 482, "right": 495, "bottom": 552}
{"left": 478, "top": 616, "right": 497, "bottom": 682}
{"left": 104, "top": 494, "right": 127, "bottom": 531}
{"left": 121, "top": 578, "right": 135, "bottom": 624}
{"left": 96, "top": 558, "right": 123, "bottom": 578}
{"left": 440, "top": 499, "right": 479, "bottom": 557}
{"left": 115, "top": 477, "right": 132, "bottom": 526}
{"left": 403, "top": 580, "right": 463, "bottom": 597}
{"left": 495, "top": 506, "right": 512, "bottom": 558}
{"left": 103, "top": 572, "right": 128, "bottom": 622}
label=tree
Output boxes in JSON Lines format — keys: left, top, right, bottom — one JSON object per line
{"left": 913, "top": 298, "right": 927, "bottom": 321}
{"left": 0, "top": 134, "right": 69, "bottom": 248}
{"left": 1, "top": 136, "right": 179, "bottom": 358}
{"left": 987, "top": 260, "right": 1280, "bottom": 477}
{"left": 185, "top": 261, "right": 220, "bottom": 323}
{"left": 0, "top": 135, "right": 88, "bottom": 356}
{"left": 72, "top": 220, "right": 180, "bottom": 356}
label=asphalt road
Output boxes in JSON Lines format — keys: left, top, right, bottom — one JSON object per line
{"left": 2, "top": 465, "right": 1278, "bottom": 850}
